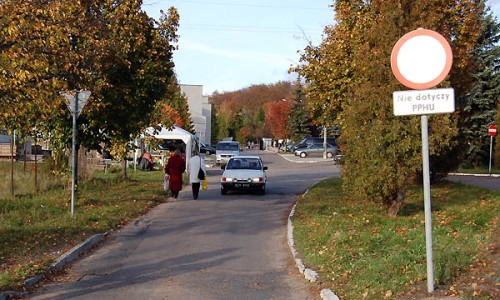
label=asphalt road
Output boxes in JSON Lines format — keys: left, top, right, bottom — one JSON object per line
{"left": 29, "top": 150, "right": 340, "bottom": 300}
{"left": 446, "top": 174, "right": 500, "bottom": 190}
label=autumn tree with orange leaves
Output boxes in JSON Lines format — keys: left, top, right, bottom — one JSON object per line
{"left": 264, "top": 100, "right": 292, "bottom": 140}
{"left": 0, "top": 1, "right": 181, "bottom": 178}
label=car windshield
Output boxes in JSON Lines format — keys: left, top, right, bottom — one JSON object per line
{"left": 217, "top": 143, "right": 239, "bottom": 151}
{"left": 226, "top": 158, "right": 261, "bottom": 170}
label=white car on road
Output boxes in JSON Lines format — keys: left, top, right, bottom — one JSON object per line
{"left": 215, "top": 141, "right": 240, "bottom": 165}
{"left": 220, "top": 156, "right": 267, "bottom": 195}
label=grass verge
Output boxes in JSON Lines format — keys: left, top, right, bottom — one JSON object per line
{"left": 0, "top": 167, "right": 167, "bottom": 291}
{"left": 292, "top": 177, "right": 499, "bottom": 299}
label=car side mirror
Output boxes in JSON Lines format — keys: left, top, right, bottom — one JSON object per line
{"left": 221, "top": 165, "right": 226, "bottom": 170}
{"left": 263, "top": 166, "right": 268, "bottom": 171}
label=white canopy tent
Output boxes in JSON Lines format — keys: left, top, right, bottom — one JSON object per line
{"left": 137, "top": 125, "right": 199, "bottom": 168}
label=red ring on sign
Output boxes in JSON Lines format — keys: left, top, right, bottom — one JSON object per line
{"left": 391, "top": 29, "right": 453, "bottom": 90}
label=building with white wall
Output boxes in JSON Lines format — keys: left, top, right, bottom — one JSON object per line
{"left": 180, "top": 84, "right": 212, "bottom": 145}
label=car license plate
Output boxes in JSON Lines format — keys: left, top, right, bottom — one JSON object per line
{"left": 235, "top": 183, "right": 250, "bottom": 188}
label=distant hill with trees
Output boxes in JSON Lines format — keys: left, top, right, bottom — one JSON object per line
{"left": 208, "top": 81, "right": 296, "bottom": 144}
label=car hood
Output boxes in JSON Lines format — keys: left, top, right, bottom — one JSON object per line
{"left": 222, "top": 169, "right": 266, "bottom": 180}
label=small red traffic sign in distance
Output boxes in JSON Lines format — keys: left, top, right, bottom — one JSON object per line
{"left": 489, "top": 125, "right": 497, "bottom": 137}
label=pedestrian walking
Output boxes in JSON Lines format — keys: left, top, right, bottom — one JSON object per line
{"left": 164, "top": 149, "right": 185, "bottom": 198}
{"left": 188, "top": 151, "right": 206, "bottom": 200}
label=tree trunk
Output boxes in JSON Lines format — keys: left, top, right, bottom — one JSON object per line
{"left": 388, "top": 189, "right": 405, "bottom": 217}
{"left": 122, "top": 158, "right": 128, "bottom": 178}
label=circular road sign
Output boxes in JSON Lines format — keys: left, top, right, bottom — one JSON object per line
{"left": 489, "top": 125, "right": 497, "bottom": 137}
{"left": 391, "top": 29, "right": 453, "bottom": 90}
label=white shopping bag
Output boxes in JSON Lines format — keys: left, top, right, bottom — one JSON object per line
{"left": 163, "top": 174, "right": 170, "bottom": 192}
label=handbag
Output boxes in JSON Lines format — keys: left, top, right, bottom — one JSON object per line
{"left": 202, "top": 177, "right": 208, "bottom": 190}
{"left": 197, "top": 156, "right": 205, "bottom": 180}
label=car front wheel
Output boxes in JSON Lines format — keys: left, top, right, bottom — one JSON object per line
{"left": 221, "top": 188, "right": 227, "bottom": 195}
{"left": 300, "top": 152, "right": 307, "bottom": 158}
{"left": 326, "top": 152, "right": 333, "bottom": 158}
{"left": 258, "top": 186, "right": 266, "bottom": 195}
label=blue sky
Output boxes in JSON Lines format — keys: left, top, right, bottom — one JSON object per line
{"left": 143, "top": 0, "right": 500, "bottom": 96}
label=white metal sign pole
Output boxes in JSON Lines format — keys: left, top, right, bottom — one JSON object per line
{"left": 71, "top": 91, "right": 79, "bottom": 216}
{"left": 62, "top": 89, "right": 90, "bottom": 216}
{"left": 392, "top": 29, "right": 453, "bottom": 294}
{"left": 489, "top": 135, "right": 493, "bottom": 176}
{"left": 421, "top": 115, "right": 434, "bottom": 293}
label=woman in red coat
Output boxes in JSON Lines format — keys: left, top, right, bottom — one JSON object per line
{"left": 164, "top": 149, "right": 185, "bottom": 198}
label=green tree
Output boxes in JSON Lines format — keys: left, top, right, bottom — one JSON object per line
{"left": 293, "top": 0, "right": 358, "bottom": 131}
{"left": 85, "top": 4, "right": 179, "bottom": 177}
{"left": 296, "top": 0, "right": 484, "bottom": 216}
{"left": 346, "top": 0, "right": 484, "bottom": 215}
{"left": 495, "top": 102, "right": 500, "bottom": 167}
{"left": 229, "top": 108, "right": 244, "bottom": 143}
{"left": 242, "top": 109, "right": 257, "bottom": 142}
{"left": 0, "top": 1, "right": 180, "bottom": 179}
{"left": 254, "top": 107, "right": 269, "bottom": 147}
{"left": 255, "top": 107, "right": 266, "bottom": 129}
{"left": 210, "top": 103, "right": 219, "bottom": 144}
{"left": 461, "top": 8, "right": 500, "bottom": 167}
{"left": 0, "top": 0, "right": 74, "bottom": 145}
{"left": 216, "top": 114, "right": 230, "bottom": 142}
{"left": 427, "top": 0, "right": 494, "bottom": 178}
{"left": 0, "top": 0, "right": 96, "bottom": 185}
{"left": 287, "top": 82, "right": 311, "bottom": 143}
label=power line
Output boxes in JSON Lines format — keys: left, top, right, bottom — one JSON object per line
{"left": 143, "top": 0, "right": 330, "bottom": 11}
{"left": 143, "top": 0, "right": 332, "bottom": 35}
{"left": 180, "top": 23, "right": 324, "bottom": 34}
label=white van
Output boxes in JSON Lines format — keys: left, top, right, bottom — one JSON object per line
{"left": 216, "top": 141, "right": 240, "bottom": 165}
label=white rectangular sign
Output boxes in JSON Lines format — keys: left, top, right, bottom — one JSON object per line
{"left": 393, "top": 88, "right": 454, "bottom": 116}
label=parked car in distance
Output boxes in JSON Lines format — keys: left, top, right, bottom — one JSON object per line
{"left": 220, "top": 156, "right": 268, "bottom": 195}
{"left": 294, "top": 143, "right": 338, "bottom": 158}
{"left": 200, "top": 142, "right": 215, "bottom": 155}
{"left": 216, "top": 141, "right": 240, "bottom": 165}
{"left": 292, "top": 137, "right": 338, "bottom": 151}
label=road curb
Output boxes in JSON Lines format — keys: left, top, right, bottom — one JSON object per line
{"left": 287, "top": 184, "right": 340, "bottom": 300}
{"left": 0, "top": 233, "right": 106, "bottom": 300}
{"left": 448, "top": 172, "right": 500, "bottom": 177}
{"left": 49, "top": 233, "right": 105, "bottom": 271}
